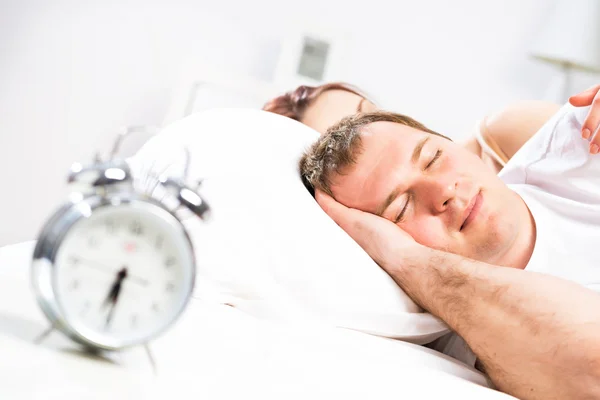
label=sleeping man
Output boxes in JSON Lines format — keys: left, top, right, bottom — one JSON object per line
{"left": 299, "top": 86, "right": 600, "bottom": 400}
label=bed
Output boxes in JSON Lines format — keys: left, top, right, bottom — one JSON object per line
{"left": 0, "top": 76, "right": 515, "bottom": 399}
{"left": 0, "top": 240, "right": 514, "bottom": 399}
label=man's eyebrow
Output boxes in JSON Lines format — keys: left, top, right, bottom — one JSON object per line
{"left": 375, "top": 136, "right": 429, "bottom": 217}
{"left": 412, "top": 136, "right": 429, "bottom": 164}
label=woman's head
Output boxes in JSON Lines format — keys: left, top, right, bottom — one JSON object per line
{"left": 262, "top": 82, "right": 378, "bottom": 134}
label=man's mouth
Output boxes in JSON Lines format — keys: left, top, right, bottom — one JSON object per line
{"left": 460, "top": 191, "right": 482, "bottom": 231}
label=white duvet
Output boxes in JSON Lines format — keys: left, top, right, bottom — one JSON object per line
{"left": 0, "top": 240, "right": 512, "bottom": 399}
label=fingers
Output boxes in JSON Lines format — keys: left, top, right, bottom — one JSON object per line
{"left": 569, "top": 84, "right": 600, "bottom": 107}
{"left": 569, "top": 84, "right": 600, "bottom": 154}
{"left": 314, "top": 190, "right": 333, "bottom": 213}
{"left": 588, "top": 108, "right": 600, "bottom": 155}
{"left": 583, "top": 89, "right": 600, "bottom": 154}
{"left": 314, "top": 189, "right": 418, "bottom": 269}
{"left": 315, "top": 190, "right": 387, "bottom": 266}
{"left": 315, "top": 190, "right": 377, "bottom": 242}
{"left": 315, "top": 190, "right": 353, "bottom": 231}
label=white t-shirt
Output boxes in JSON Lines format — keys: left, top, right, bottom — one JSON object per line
{"left": 501, "top": 103, "right": 600, "bottom": 290}
{"left": 433, "top": 102, "right": 600, "bottom": 367}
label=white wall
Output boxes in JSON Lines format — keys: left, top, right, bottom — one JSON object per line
{"left": 0, "top": 0, "right": 598, "bottom": 246}
{"left": 322, "top": 0, "right": 598, "bottom": 137}
{"left": 0, "top": 0, "right": 280, "bottom": 246}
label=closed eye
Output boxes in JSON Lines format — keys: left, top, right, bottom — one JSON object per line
{"left": 394, "top": 194, "right": 411, "bottom": 223}
{"left": 392, "top": 150, "right": 441, "bottom": 224}
{"left": 425, "top": 149, "right": 442, "bottom": 169}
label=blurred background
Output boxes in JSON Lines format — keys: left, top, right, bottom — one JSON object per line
{"left": 0, "top": 0, "right": 599, "bottom": 246}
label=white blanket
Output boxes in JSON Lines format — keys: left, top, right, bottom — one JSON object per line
{"left": 0, "top": 240, "right": 513, "bottom": 399}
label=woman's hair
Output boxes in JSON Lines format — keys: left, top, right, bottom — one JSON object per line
{"left": 262, "top": 82, "right": 370, "bottom": 122}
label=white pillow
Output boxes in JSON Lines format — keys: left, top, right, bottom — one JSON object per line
{"left": 128, "top": 108, "right": 449, "bottom": 344}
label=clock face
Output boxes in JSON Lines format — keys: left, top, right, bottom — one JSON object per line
{"left": 52, "top": 202, "right": 194, "bottom": 348}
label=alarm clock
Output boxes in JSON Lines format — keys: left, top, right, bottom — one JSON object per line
{"left": 31, "top": 151, "right": 209, "bottom": 352}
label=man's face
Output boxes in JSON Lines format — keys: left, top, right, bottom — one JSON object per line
{"left": 329, "top": 121, "right": 522, "bottom": 264}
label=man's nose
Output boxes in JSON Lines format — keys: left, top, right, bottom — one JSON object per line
{"left": 423, "top": 176, "right": 457, "bottom": 214}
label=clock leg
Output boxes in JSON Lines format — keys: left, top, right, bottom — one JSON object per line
{"left": 144, "top": 343, "right": 158, "bottom": 376}
{"left": 33, "top": 324, "right": 56, "bottom": 344}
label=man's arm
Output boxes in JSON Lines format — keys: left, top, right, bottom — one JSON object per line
{"left": 396, "top": 246, "right": 600, "bottom": 400}
{"left": 315, "top": 192, "right": 600, "bottom": 400}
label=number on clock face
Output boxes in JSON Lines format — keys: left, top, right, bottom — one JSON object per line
{"left": 53, "top": 204, "right": 191, "bottom": 346}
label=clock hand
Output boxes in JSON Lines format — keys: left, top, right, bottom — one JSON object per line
{"left": 73, "top": 256, "right": 149, "bottom": 287}
{"left": 102, "top": 267, "right": 127, "bottom": 329}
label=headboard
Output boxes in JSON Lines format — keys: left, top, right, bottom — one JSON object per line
{"left": 163, "top": 67, "right": 281, "bottom": 126}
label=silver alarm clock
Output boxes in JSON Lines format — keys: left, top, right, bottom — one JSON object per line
{"left": 31, "top": 129, "right": 209, "bottom": 353}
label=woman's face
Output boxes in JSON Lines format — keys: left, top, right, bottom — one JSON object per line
{"left": 300, "top": 90, "right": 378, "bottom": 134}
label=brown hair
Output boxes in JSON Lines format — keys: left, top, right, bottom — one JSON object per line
{"left": 299, "top": 111, "right": 450, "bottom": 197}
{"left": 262, "top": 82, "right": 369, "bottom": 122}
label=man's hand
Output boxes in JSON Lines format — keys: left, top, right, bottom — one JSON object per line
{"left": 316, "top": 192, "right": 600, "bottom": 399}
{"left": 569, "top": 84, "right": 600, "bottom": 153}
{"left": 315, "top": 190, "right": 421, "bottom": 272}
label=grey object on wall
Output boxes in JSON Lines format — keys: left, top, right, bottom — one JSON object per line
{"left": 297, "top": 36, "right": 330, "bottom": 81}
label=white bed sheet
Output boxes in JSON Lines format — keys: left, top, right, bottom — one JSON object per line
{"left": 0, "top": 241, "right": 515, "bottom": 399}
